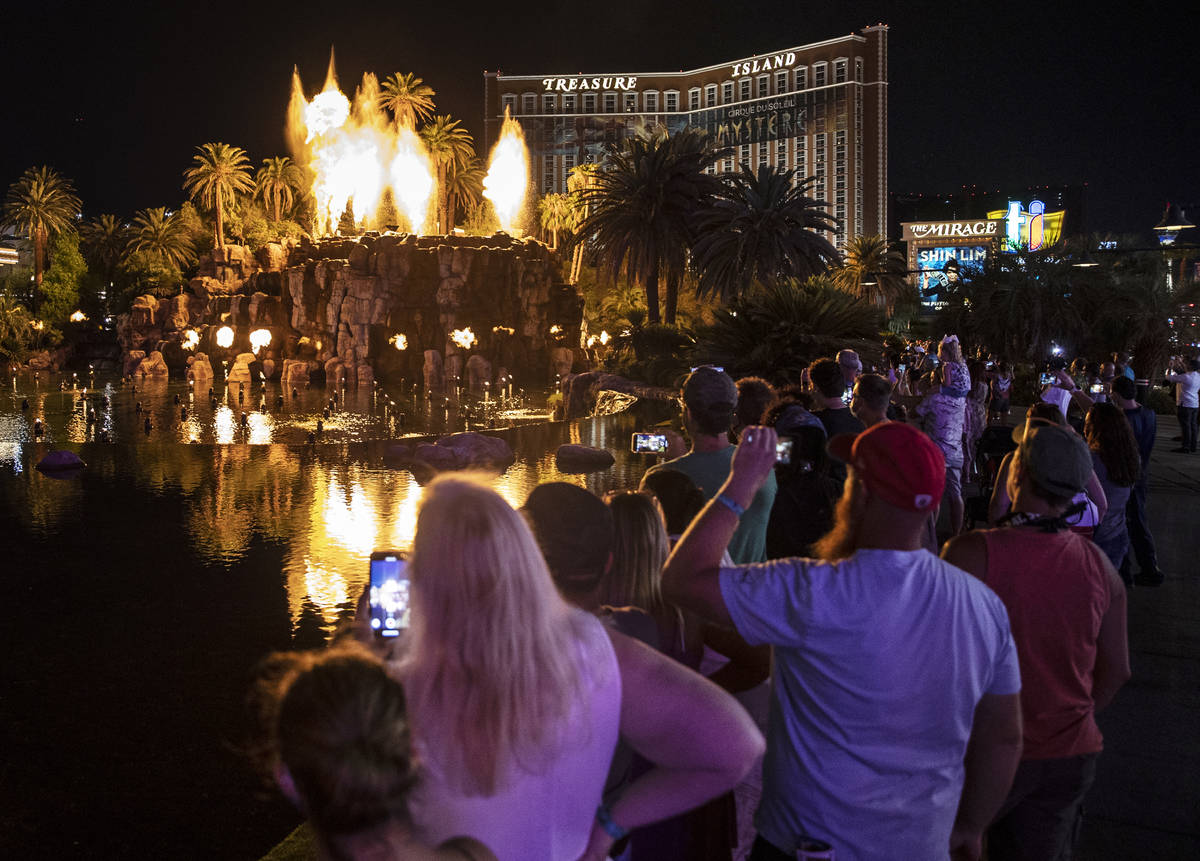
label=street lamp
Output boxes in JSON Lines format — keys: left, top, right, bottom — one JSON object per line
{"left": 1154, "top": 202, "right": 1193, "bottom": 246}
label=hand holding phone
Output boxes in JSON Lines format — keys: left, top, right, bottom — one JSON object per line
{"left": 775, "top": 436, "right": 793, "bottom": 465}
{"left": 369, "top": 551, "right": 410, "bottom": 637}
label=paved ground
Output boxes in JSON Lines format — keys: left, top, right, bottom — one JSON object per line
{"left": 1077, "top": 418, "right": 1200, "bottom": 858}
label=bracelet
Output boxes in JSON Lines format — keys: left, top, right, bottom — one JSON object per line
{"left": 715, "top": 493, "right": 746, "bottom": 517}
{"left": 596, "top": 802, "right": 628, "bottom": 840}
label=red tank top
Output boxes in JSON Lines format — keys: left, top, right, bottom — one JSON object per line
{"left": 980, "top": 528, "right": 1113, "bottom": 759}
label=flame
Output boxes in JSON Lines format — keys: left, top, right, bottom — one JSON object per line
{"left": 182, "top": 329, "right": 200, "bottom": 351}
{"left": 599, "top": 330, "right": 611, "bottom": 345}
{"left": 216, "top": 326, "right": 234, "bottom": 349}
{"left": 389, "top": 333, "right": 408, "bottom": 351}
{"left": 491, "top": 325, "right": 515, "bottom": 335}
{"left": 549, "top": 324, "right": 563, "bottom": 335}
{"left": 450, "top": 327, "right": 477, "bottom": 350}
{"left": 586, "top": 335, "right": 596, "bottom": 348}
{"left": 288, "top": 55, "right": 436, "bottom": 236}
{"left": 483, "top": 107, "right": 529, "bottom": 234}
{"left": 30, "top": 320, "right": 43, "bottom": 331}
{"left": 250, "top": 328, "right": 272, "bottom": 355}
{"left": 69, "top": 310, "right": 87, "bottom": 323}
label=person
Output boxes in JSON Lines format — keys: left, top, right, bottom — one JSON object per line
{"left": 639, "top": 468, "right": 709, "bottom": 542}
{"left": 251, "top": 644, "right": 498, "bottom": 861}
{"left": 938, "top": 335, "right": 971, "bottom": 397}
{"left": 1114, "top": 352, "right": 1136, "bottom": 381}
{"left": 1110, "top": 376, "right": 1163, "bottom": 586}
{"left": 942, "top": 424, "right": 1130, "bottom": 861}
{"left": 963, "top": 359, "right": 990, "bottom": 476}
{"left": 836, "top": 348, "right": 862, "bottom": 394}
{"left": 389, "top": 474, "right": 762, "bottom": 861}
{"left": 644, "top": 366, "right": 776, "bottom": 563}
{"left": 1084, "top": 402, "right": 1141, "bottom": 570}
{"left": 808, "top": 358, "right": 865, "bottom": 488}
{"left": 914, "top": 372, "right": 967, "bottom": 536}
{"left": 662, "top": 422, "right": 1024, "bottom": 861}
{"left": 732, "top": 376, "right": 777, "bottom": 442}
{"left": 761, "top": 401, "right": 839, "bottom": 559}
{"left": 848, "top": 372, "right": 891, "bottom": 428}
{"left": 1165, "top": 356, "right": 1200, "bottom": 453}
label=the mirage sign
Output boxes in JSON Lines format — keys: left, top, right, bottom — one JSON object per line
{"left": 901, "top": 219, "right": 1004, "bottom": 241}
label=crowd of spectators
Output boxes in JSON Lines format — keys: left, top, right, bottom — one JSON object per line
{"left": 246, "top": 339, "right": 1198, "bottom": 860}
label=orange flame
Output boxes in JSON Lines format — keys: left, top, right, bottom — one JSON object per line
{"left": 450, "top": 327, "right": 477, "bottom": 350}
{"left": 483, "top": 107, "right": 529, "bottom": 235}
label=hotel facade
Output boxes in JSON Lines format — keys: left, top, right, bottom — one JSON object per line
{"left": 483, "top": 24, "right": 889, "bottom": 245}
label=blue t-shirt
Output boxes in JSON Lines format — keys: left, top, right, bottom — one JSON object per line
{"left": 720, "top": 549, "right": 1020, "bottom": 860}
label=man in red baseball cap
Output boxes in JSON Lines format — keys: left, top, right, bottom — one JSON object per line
{"left": 664, "top": 423, "right": 1024, "bottom": 861}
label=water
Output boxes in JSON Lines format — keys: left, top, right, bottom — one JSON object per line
{"left": 0, "top": 372, "right": 661, "bottom": 858}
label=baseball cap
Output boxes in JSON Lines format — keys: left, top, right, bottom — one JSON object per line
{"left": 1018, "top": 424, "right": 1092, "bottom": 498}
{"left": 521, "top": 483, "right": 613, "bottom": 593}
{"left": 836, "top": 349, "right": 863, "bottom": 371}
{"left": 772, "top": 403, "right": 826, "bottom": 439}
{"left": 827, "top": 422, "right": 945, "bottom": 512}
{"left": 681, "top": 366, "right": 737, "bottom": 411}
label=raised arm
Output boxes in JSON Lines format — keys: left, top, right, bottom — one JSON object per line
{"left": 578, "top": 630, "right": 766, "bottom": 861}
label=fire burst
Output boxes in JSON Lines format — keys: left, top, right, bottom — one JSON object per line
{"left": 249, "top": 329, "right": 272, "bottom": 355}
{"left": 483, "top": 107, "right": 529, "bottom": 235}
{"left": 288, "top": 53, "right": 435, "bottom": 236}
{"left": 450, "top": 327, "right": 477, "bottom": 350}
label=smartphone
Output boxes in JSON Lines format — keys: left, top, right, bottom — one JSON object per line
{"left": 690, "top": 365, "right": 724, "bottom": 373}
{"left": 1090, "top": 383, "right": 1104, "bottom": 394}
{"left": 841, "top": 386, "right": 853, "bottom": 405}
{"left": 1039, "top": 372, "right": 1055, "bottom": 386}
{"left": 631, "top": 432, "right": 668, "bottom": 454}
{"left": 369, "top": 551, "right": 410, "bottom": 637}
{"left": 986, "top": 362, "right": 995, "bottom": 370}
{"left": 775, "top": 436, "right": 793, "bottom": 465}
{"left": 898, "top": 363, "right": 907, "bottom": 372}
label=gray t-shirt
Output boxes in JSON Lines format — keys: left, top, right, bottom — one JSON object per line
{"left": 720, "top": 549, "right": 1021, "bottom": 860}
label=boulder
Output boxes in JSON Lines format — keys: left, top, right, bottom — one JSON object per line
{"left": 562, "top": 371, "right": 678, "bottom": 420}
{"left": 123, "top": 350, "right": 147, "bottom": 377}
{"left": 356, "top": 363, "right": 374, "bottom": 387}
{"left": 187, "top": 353, "right": 214, "bottom": 382}
{"left": 281, "top": 359, "right": 310, "bottom": 387}
{"left": 27, "top": 350, "right": 55, "bottom": 371}
{"left": 423, "top": 350, "right": 443, "bottom": 391}
{"left": 465, "top": 354, "right": 492, "bottom": 391}
{"left": 168, "top": 295, "right": 190, "bottom": 332}
{"left": 227, "top": 353, "right": 254, "bottom": 385}
{"left": 261, "top": 358, "right": 276, "bottom": 380}
{"left": 409, "top": 432, "right": 515, "bottom": 471}
{"left": 36, "top": 450, "right": 86, "bottom": 472}
{"left": 555, "top": 444, "right": 616, "bottom": 473}
{"left": 324, "top": 357, "right": 346, "bottom": 388}
{"left": 550, "top": 346, "right": 574, "bottom": 380}
{"left": 135, "top": 350, "right": 169, "bottom": 378}
{"left": 256, "top": 242, "right": 288, "bottom": 272}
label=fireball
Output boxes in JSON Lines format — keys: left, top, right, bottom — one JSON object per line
{"left": 389, "top": 333, "right": 408, "bottom": 351}
{"left": 216, "top": 326, "right": 235, "bottom": 349}
{"left": 69, "top": 310, "right": 87, "bottom": 323}
{"left": 249, "top": 329, "right": 272, "bottom": 355}
{"left": 182, "top": 329, "right": 201, "bottom": 351}
{"left": 450, "top": 327, "right": 477, "bottom": 350}
{"left": 483, "top": 107, "right": 529, "bottom": 235}
{"left": 599, "top": 330, "right": 611, "bottom": 345}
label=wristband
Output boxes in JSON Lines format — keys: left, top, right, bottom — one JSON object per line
{"left": 596, "top": 802, "right": 628, "bottom": 840}
{"left": 715, "top": 493, "right": 746, "bottom": 517}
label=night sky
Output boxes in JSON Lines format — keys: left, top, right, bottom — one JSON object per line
{"left": 3, "top": 1, "right": 1195, "bottom": 236}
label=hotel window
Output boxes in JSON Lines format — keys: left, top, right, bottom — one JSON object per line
{"left": 664, "top": 90, "right": 678, "bottom": 111}
{"left": 644, "top": 90, "right": 658, "bottom": 112}
{"left": 705, "top": 84, "right": 717, "bottom": 108}
{"left": 564, "top": 153, "right": 575, "bottom": 183}
{"left": 543, "top": 94, "right": 556, "bottom": 113}
{"left": 603, "top": 92, "right": 617, "bottom": 113}
{"left": 794, "top": 67, "right": 807, "bottom": 90}
{"left": 624, "top": 92, "right": 638, "bottom": 112}
{"left": 501, "top": 93, "right": 516, "bottom": 114}
{"left": 777, "top": 138, "right": 788, "bottom": 166}
{"left": 739, "top": 78, "right": 751, "bottom": 101}
{"left": 775, "top": 70, "right": 788, "bottom": 94}
{"left": 562, "top": 94, "right": 575, "bottom": 114}
{"left": 855, "top": 57, "right": 864, "bottom": 83}
{"left": 522, "top": 93, "right": 537, "bottom": 114}
{"left": 813, "top": 62, "right": 827, "bottom": 87}
{"left": 739, "top": 144, "right": 750, "bottom": 169}
{"left": 688, "top": 88, "right": 701, "bottom": 110}
{"left": 722, "top": 81, "right": 733, "bottom": 104}
{"left": 723, "top": 153, "right": 733, "bottom": 172}
{"left": 544, "top": 157, "right": 556, "bottom": 193}
{"left": 758, "top": 143, "right": 768, "bottom": 166}
{"left": 583, "top": 93, "right": 596, "bottom": 113}
{"left": 834, "top": 58, "right": 847, "bottom": 84}
{"left": 757, "top": 75, "right": 769, "bottom": 98}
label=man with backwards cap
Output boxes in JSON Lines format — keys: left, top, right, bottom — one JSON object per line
{"left": 663, "top": 422, "right": 1024, "bottom": 861}
{"left": 943, "top": 423, "right": 1130, "bottom": 861}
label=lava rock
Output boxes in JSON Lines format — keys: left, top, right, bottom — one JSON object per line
{"left": 555, "top": 444, "right": 615, "bottom": 473}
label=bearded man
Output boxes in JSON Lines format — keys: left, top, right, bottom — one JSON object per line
{"left": 663, "top": 422, "right": 1024, "bottom": 861}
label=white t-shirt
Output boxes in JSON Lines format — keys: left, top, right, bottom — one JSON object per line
{"left": 1166, "top": 370, "right": 1200, "bottom": 408}
{"left": 1041, "top": 384, "right": 1074, "bottom": 419}
{"left": 720, "top": 549, "right": 1021, "bottom": 861}
{"left": 409, "top": 610, "right": 622, "bottom": 861}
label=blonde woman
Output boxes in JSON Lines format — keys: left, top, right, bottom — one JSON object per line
{"left": 392, "top": 474, "right": 763, "bottom": 861}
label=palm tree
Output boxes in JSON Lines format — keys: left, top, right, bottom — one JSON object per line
{"left": 420, "top": 116, "right": 475, "bottom": 234}
{"left": 127, "top": 207, "right": 195, "bottom": 271}
{"left": 579, "top": 126, "right": 726, "bottom": 325}
{"left": 378, "top": 72, "right": 436, "bottom": 128}
{"left": 182, "top": 143, "right": 256, "bottom": 250}
{"left": 0, "top": 293, "right": 34, "bottom": 362}
{"left": 444, "top": 156, "right": 485, "bottom": 234}
{"left": 538, "top": 193, "right": 575, "bottom": 249}
{"left": 255, "top": 156, "right": 303, "bottom": 223}
{"left": 3, "top": 166, "right": 81, "bottom": 309}
{"left": 565, "top": 163, "right": 599, "bottom": 284}
{"left": 833, "top": 234, "right": 913, "bottom": 313}
{"left": 691, "top": 165, "right": 839, "bottom": 305}
{"left": 79, "top": 214, "right": 129, "bottom": 279}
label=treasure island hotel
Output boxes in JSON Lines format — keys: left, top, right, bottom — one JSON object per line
{"left": 483, "top": 24, "right": 888, "bottom": 246}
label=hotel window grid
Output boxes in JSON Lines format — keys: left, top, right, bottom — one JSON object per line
{"left": 624, "top": 92, "right": 638, "bottom": 112}
{"left": 664, "top": 90, "right": 678, "bottom": 111}
{"left": 855, "top": 57, "right": 864, "bottom": 83}
{"left": 688, "top": 88, "right": 701, "bottom": 110}
{"left": 543, "top": 94, "right": 556, "bottom": 113}
{"left": 544, "top": 157, "right": 555, "bottom": 193}
{"left": 603, "top": 92, "right": 617, "bottom": 113}
{"left": 723, "top": 153, "right": 733, "bottom": 172}
{"left": 775, "top": 70, "right": 788, "bottom": 94}
{"left": 705, "top": 84, "right": 717, "bottom": 107}
{"left": 722, "top": 81, "right": 733, "bottom": 104}
{"left": 583, "top": 93, "right": 596, "bottom": 113}
{"left": 739, "top": 144, "right": 750, "bottom": 169}
{"left": 564, "top": 154, "right": 575, "bottom": 188}
{"left": 814, "top": 62, "right": 827, "bottom": 87}
{"left": 794, "top": 67, "right": 807, "bottom": 90}
{"left": 757, "top": 75, "right": 769, "bottom": 98}
{"left": 644, "top": 91, "right": 658, "bottom": 112}
{"left": 502, "top": 93, "right": 515, "bottom": 114}
{"left": 758, "top": 142, "right": 768, "bottom": 166}
{"left": 834, "top": 58, "right": 847, "bottom": 84}
{"left": 739, "top": 78, "right": 751, "bottom": 101}
{"left": 777, "top": 138, "right": 788, "bottom": 166}
{"left": 522, "top": 93, "right": 536, "bottom": 114}
{"left": 796, "top": 138, "right": 807, "bottom": 176}
{"left": 562, "top": 94, "right": 575, "bottom": 114}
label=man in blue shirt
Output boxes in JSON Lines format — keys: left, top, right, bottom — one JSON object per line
{"left": 1111, "top": 376, "right": 1161, "bottom": 586}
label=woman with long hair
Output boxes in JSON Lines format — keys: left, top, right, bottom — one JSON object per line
{"left": 1085, "top": 402, "right": 1141, "bottom": 569}
{"left": 392, "top": 474, "right": 763, "bottom": 861}
{"left": 964, "top": 359, "right": 990, "bottom": 477}
{"left": 251, "top": 644, "right": 496, "bottom": 861}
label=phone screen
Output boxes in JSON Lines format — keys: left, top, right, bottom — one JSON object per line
{"left": 775, "top": 437, "right": 793, "bottom": 465}
{"left": 1090, "top": 383, "right": 1104, "bottom": 394}
{"left": 631, "top": 432, "right": 668, "bottom": 454}
{"left": 1039, "top": 373, "right": 1055, "bottom": 386}
{"left": 369, "top": 552, "right": 410, "bottom": 637}
{"left": 842, "top": 386, "right": 853, "bottom": 405}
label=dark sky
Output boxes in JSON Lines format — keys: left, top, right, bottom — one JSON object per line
{"left": 3, "top": 1, "right": 1195, "bottom": 236}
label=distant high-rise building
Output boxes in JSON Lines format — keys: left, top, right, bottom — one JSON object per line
{"left": 484, "top": 24, "right": 889, "bottom": 246}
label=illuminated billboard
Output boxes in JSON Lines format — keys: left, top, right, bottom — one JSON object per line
{"left": 916, "top": 245, "right": 987, "bottom": 309}
{"left": 987, "top": 200, "right": 1066, "bottom": 251}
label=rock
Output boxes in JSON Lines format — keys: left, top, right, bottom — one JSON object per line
{"left": 281, "top": 359, "right": 310, "bottom": 387}
{"left": 256, "top": 242, "right": 288, "bottom": 272}
{"left": 187, "top": 353, "right": 214, "bottom": 382}
{"left": 555, "top": 444, "right": 616, "bottom": 473}
{"left": 324, "top": 357, "right": 346, "bottom": 388}
{"left": 36, "top": 450, "right": 86, "bottom": 473}
{"left": 123, "top": 350, "right": 147, "bottom": 377}
{"left": 465, "top": 354, "right": 492, "bottom": 391}
{"left": 409, "top": 432, "right": 515, "bottom": 471}
{"left": 27, "top": 350, "right": 55, "bottom": 371}
{"left": 134, "top": 350, "right": 169, "bottom": 378}
{"left": 551, "top": 347, "right": 575, "bottom": 381}
{"left": 562, "top": 371, "right": 678, "bottom": 420}
{"left": 261, "top": 358, "right": 276, "bottom": 380}
{"left": 356, "top": 363, "right": 374, "bottom": 387}
{"left": 227, "top": 354, "right": 253, "bottom": 385}
{"left": 423, "top": 350, "right": 443, "bottom": 391}
{"left": 169, "top": 295, "right": 190, "bottom": 332}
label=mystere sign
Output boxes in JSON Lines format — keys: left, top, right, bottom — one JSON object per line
{"left": 692, "top": 96, "right": 804, "bottom": 145}
{"left": 901, "top": 219, "right": 1004, "bottom": 241}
